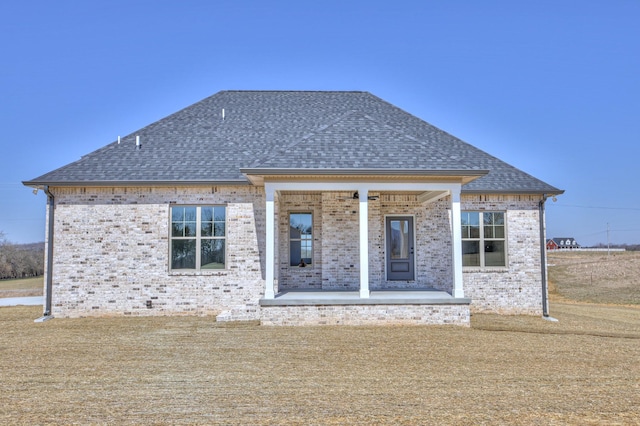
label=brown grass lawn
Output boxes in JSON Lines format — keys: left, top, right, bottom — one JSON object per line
{"left": 0, "top": 276, "right": 43, "bottom": 298}
{"left": 0, "top": 252, "right": 639, "bottom": 425}
{"left": 547, "top": 250, "right": 640, "bottom": 305}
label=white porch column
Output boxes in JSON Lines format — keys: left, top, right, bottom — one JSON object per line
{"left": 264, "top": 184, "right": 276, "bottom": 299}
{"left": 358, "top": 187, "right": 370, "bottom": 298}
{"left": 450, "top": 186, "right": 464, "bottom": 298}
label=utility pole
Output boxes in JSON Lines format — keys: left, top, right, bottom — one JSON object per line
{"left": 607, "top": 222, "right": 610, "bottom": 257}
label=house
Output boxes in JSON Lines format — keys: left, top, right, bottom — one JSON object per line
{"left": 547, "top": 238, "right": 580, "bottom": 251}
{"left": 24, "top": 91, "right": 563, "bottom": 326}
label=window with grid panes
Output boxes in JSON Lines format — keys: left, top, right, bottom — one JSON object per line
{"left": 461, "top": 211, "right": 506, "bottom": 267}
{"left": 170, "top": 206, "right": 226, "bottom": 270}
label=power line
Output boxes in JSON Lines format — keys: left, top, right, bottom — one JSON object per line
{"left": 553, "top": 203, "right": 640, "bottom": 211}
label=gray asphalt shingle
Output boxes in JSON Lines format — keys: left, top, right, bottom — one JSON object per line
{"left": 25, "top": 91, "right": 561, "bottom": 194}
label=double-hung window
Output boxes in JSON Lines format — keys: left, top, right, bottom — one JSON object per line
{"left": 289, "top": 213, "right": 312, "bottom": 267}
{"left": 170, "top": 206, "right": 226, "bottom": 270}
{"left": 461, "top": 211, "right": 506, "bottom": 268}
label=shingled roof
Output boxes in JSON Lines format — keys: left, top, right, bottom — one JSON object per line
{"left": 24, "top": 91, "right": 562, "bottom": 194}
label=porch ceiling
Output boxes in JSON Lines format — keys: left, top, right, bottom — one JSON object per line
{"left": 278, "top": 189, "right": 426, "bottom": 195}
{"left": 277, "top": 189, "right": 449, "bottom": 204}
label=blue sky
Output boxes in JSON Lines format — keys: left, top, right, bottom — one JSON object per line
{"left": 2, "top": 0, "right": 639, "bottom": 245}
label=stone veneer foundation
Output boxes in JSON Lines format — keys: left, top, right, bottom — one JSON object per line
{"left": 44, "top": 186, "right": 545, "bottom": 323}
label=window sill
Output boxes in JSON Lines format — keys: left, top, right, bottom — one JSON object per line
{"left": 463, "top": 267, "right": 509, "bottom": 273}
{"left": 170, "top": 270, "right": 229, "bottom": 276}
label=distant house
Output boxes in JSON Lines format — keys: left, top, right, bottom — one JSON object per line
{"left": 547, "top": 238, "right": 580, "bottom": 251}
{"left": 24, "top": 91, "right": 563, "bottom": 326}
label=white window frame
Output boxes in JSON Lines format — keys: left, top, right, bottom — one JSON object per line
{"left": 289, "top": 212, "right": 313, "bottom": 268}
{"left": 461, "top": 211, "right": 507, "bottom": 269}
{"left": 169, "top": 205, "right": 227, "bottom": 271}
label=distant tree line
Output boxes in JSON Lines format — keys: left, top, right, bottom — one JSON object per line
{"left": 0, "top": 231, "right": 44, "bottom": 279}
{"left": 591, "top": 243, "right": 640, "bottom": 251}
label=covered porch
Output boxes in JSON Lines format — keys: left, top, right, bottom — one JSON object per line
{"left": 241, "top": 171, "right": 487, "bottom": 326}
{"left": 242, "top": 171, "right": 488, "bottom": 297}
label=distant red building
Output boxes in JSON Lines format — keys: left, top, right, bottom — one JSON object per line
{"left": 546, "top": 237, "right": 580, "bottom": 250}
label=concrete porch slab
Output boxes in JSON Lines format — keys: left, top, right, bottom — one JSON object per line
{"left": 260, "top": 289, "right": 471, "bottom": 306}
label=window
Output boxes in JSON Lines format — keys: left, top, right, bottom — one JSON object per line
{"left": 170, "top": 206, "right": 226, "bottom": 270}
{"left": 461, "top": 211, "right": 506, "bottom": 267}
{"left": 289, "top": 213, "right": 312, "bottom": 267}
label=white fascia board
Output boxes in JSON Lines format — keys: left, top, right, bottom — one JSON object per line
{"left": 266, "top": 181, "right": 462, "bottom": 192}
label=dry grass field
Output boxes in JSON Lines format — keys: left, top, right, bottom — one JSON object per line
{"left": 0, "top": 252, "right": 638, "bottom": 425}
{"left": 0, "top": 276, "right": 43, "bottom": 298}
{"left": 548, "top": 250, "right": 640, "bottom": 305}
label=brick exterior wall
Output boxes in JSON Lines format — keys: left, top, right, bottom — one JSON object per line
{"left": 378, "top": 194, "right": 453, "bottom": 291}
{"left": 49, "top": 186, "right": 265, "bottom": 318}
{"left": 46, "top": 187, "right": 544, "bottom": 321}
{"left": 275, "top": 192, "right": 455, "bottom": 292}
{"left": 277, "top": 193, "right": 323, "bottom": 289}
{"left": 320, "top": 192, "right": 361, "bottom": 290}
{"left": 461, "top": 194, "right": 543, "bottom": 315}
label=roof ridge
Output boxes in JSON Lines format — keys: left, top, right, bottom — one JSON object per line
{"left": 221, "top": 90, "right": 369, "bottom": 94}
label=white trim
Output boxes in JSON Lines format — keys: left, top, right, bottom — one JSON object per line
{"left": 358, "top": 187, "right": 370, "bottom": 298}
{"left": 264, "top": 184, "right": 276, "bottom": 299}
{"left": 450, "top": 188, "right": 464, "bottom": 298}
{"left": 265, "top": 181, "right": 462, "bottom": 192}
{"left": 168, "top": 205, "right": 227, "bottom": 272}
{"left": 460, "top": 210, "right": 508, "bottom": 270}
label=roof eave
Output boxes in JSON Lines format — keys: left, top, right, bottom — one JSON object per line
{"left": 240, "top": 167, "right": 489, "bottom": 176}
{"left": 461, "top": 188, "right": 565, "bottom": 196}
{"left": 22, "top": 179, "right": 251, "bottom": 189}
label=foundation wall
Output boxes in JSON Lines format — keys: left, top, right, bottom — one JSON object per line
{"left": 260, "top": 304, "right": 470, "bottom": 326}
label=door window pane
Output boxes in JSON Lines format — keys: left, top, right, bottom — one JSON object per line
{"left": 390, "top": 219, "right": 410, "bottom": 259}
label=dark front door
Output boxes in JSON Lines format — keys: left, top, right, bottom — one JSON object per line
{"left": 386, "top": 216, "right": 415, "bottom": 281}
